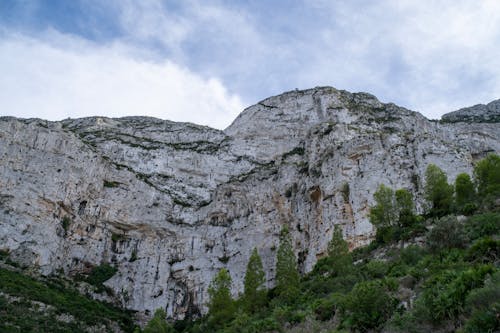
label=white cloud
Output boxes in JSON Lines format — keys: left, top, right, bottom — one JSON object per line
{"left": 0, "top": 31, "right": 244, "bottom": 129}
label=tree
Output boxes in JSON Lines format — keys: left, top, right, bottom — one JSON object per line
{"left": 327, "top": 225, "right": 352, "bottom": 276}
{"left": 424, "top": 164, "right": 454, "bottom": 217}
{"left": 395, "top": 189, "right": 417, "bottom": 242}
{"left": 143, "top": 309, "right": 175, "bottom": 333}
{"left": 473, "top": 154, "right": 500, "bottom": 205}
{"left": 207, "top": 268, "right": 235, "bottom": 328}
{"left": 275, "top": 226, "right": 300, "bottom": 304}
{"left": 455, "top": 173, "right": 476, "bottom": 214}
{"left": 242, "top": 248, "right": 266, "bottom": 313}
{"left": 369, "top": 184, "right": 397, "bottom": 243}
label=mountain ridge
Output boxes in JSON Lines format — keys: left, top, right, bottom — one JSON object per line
{"left": 0, "top": 87, "right": 499, "bottom": 320}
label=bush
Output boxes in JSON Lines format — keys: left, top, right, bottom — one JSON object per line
{"left": 85, "top": 264, "right": 118, "bottom": 292}
{"left": 339, "top": 280, "right": 397, "bottom": 331}
{"left": 427, "top": 216, "right": 467, "bottom": 253}
{"left": 464, "top": 213, "right": 500, "bottom": 240}
{"left": 463, "top": 271, "right": 500, "bottom": 333}
{"left": 465, "top": 237, "right": 499, "bottom": 263}
{"left": 420, "top": 265, "right": 494, "bottom": 322}
{"left": 364, "top": 260, "right": 389, "bottom": 279}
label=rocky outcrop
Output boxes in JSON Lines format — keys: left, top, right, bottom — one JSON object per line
{"left": 441, "top": 98, "right": 500, "bottom": 123}
{"left": 0, "top": 87, "right": 499, "bottom": 319}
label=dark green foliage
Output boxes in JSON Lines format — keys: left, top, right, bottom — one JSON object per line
{"left": 420, "top": 265, "right": 494, "bottom": 322}
{"left": 207, "top": 268, "right": 235, "bottom": 329}
{"left": 473, "top": 153, "right": 500, "bottom": 205}
{"left": 103, "top": 180, "right": 121, "bottom": 188}
{"left": 340, "top": 182, "right": 350, "bottom": 202}
{"left": 370, "top": 186, "right": 420, "bottom": 244}
{"left": 85, "top": 263, "right": 118, "bottom": 292}
{"left": 395, "top": 189, "right": 418, "bottom": 241}
{"left": 0, "top": 268, "right": 134, "bottom": 332}
{"left": 143, "top": 309, "right": 176, "bottom": 333}
{"left": 326, "top": 225, "right": 352, "bottom": 276}
{"left": 463, "top": 271, "right": 500, "bottom": 333}
{"left": 242, "top": 248, "right": 266, "bottom": 313}
{"left": 129, "top": 249, "right": 138, "bottom": 262}
{"left": 465, "top": 212, "right": 500, "bottom": 239}
{"left": 364, "top": 260, "right": 389, "bottom": 279}
{"left": 455, "top": 173, "right": 476, "bottom": 214}
{"left": 369, "top": 184, "right": 396, "bottom": 231}
{"left": 426, "top": 215, "right": 467, "bottom": 253}
{"left": 312, "top": 293, "right": 340, "bottom": 321}
{"left": 275, "top": 227, "right": 300, "bottom": 304}
{"left": 424, "top": 164, "right": 454, "bottom": 217}
{"left": 61, "top": 216, "right": 71, "bottom": 234}
{"left": 112, "top": 232, "right": 127, "bottom": 242}
{"left": 465, "top": 237, "right": 500, "bottom": 263}
{"left": 339, "top": 279, "right": 397, "bottom": 331}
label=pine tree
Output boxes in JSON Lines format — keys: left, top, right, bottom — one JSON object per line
{"left": 395, "top": 188, "right": 417, "bottom": 244}
{"left": 369, "top": 184, "right": 397, "bottom": 243}
{"left": 424, "top": 164, "right": 454, "bottom": 217}
{"left": 473, "top": 154, "right": 500, "bottom": 203}
{"left": 327, "top": 225, "right": 352, "bottom": 275}
{"left": 275, "top": 226, "right": 300, "bottom": 304}
{"left": 207, "top": 268, "right": 235, "bottom": 329}
{"left": 455, "top": 173, "right": 476, "bottom": 214}
{"left": 242, "top": 248, "right": 266, "bottom": 313}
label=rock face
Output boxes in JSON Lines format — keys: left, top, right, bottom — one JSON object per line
{"left": 1, "top": 87, "right": 499, "bottom": 319}
{"left": 441, "top": 98, "right": 500, "bottom": 123}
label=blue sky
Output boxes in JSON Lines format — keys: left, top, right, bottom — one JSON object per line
{"left": 1, "top": 0, "right": 500, "bottom": 129}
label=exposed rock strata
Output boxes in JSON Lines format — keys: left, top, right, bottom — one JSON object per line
{"left": 0, "top": 87, "right": 499, "bottom": 319}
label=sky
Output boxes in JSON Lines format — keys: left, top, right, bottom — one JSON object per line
{"left": 1, "top": 0, "right": 500, "bottom": 129}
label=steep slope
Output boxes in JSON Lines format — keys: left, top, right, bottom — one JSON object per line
{"left": 0, "top": 87, "right": 499, "bottom": 319}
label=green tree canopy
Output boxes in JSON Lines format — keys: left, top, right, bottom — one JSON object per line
{"left": 395, "top": 189, "right": 417, "bottom": 242}
{"left": 242, "top": 248, "right": 266, "bottom": 313}
{"left": 369, "top": 184, "right": 397, "bottom": 228}
{"left": 369, "top": 184, "right": 397, "bottom": 243}
{"left": 275, "top": 226, "right": 300, "bottom": 304}
{"left": 424, "top": 164, "right": 454, "bottom": 217}
{"left": 327, "top": 225, "right": 352, "bottom": 276}
{"left": 473, "top": 154, "right": 500, "bottom": 202}
{"left": 455, "top": 173, "right": 476, "bottom": 213}
{"left": 207, "top": 268, "right": 235, "bottom": 329}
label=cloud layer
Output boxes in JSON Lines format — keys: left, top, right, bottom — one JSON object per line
{"left": 0, "top": 32, "right": 243, "bottom": 129}
{"left": 1, "top": 0, "right": 500, "bottom": 127}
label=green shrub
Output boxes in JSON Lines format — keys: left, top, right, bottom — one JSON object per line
{"left": 364, "top": 260, "right": 389, "bottom": 279}
{"left": 427, "top": 216, "right": 466, "bottom": 253}
{"left": 465, "top": 237, "right": 500, "bottom": 263}
{"left": 0, "top": 268, "right": 133, "bottom": 331}
{"left": 465, "top": 213, "right": 500, "bottom": 240}
{"left": 103, "top": 180, "right": 121, "bottom": 188}
{"left": 463, "top": 307, "right": 499, "bottom": 333}
{"left": 420, "top": 265, "right": 494, "bottom": 322}
{"left": 339, "top": 280, "right": 397, "bottom": 331}
{"left": 143, "top": 308, "right": 176, "bottom": 333}
{"left": 85, "top": 264, "right": 118, "bottom": 292}
{"left": 61, "top": 216, "right": 71, "bottom": 234}
{"left": 463, "top": 271, "right": 500, "bottom": 333}
{"left": 313, "top": 294, "right": 339, "bottom": 321}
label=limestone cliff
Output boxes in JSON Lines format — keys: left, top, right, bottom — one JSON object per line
{"left": 1, "top": 87, "right": 499, "bottom": 319}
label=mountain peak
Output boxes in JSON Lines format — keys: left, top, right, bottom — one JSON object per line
{"left": 441, "top": 99, "right": 500, "bottom": 123}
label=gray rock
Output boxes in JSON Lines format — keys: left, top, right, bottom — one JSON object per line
{"left": 441, "top": 99, "right": 500, "bottom": 123}
{"left": 0, "top": 87, "right": 499, "bottom": 320}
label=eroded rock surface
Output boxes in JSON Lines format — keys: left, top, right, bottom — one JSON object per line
{"left": 1, "top": 87, "right": 499, "bottom": 319}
